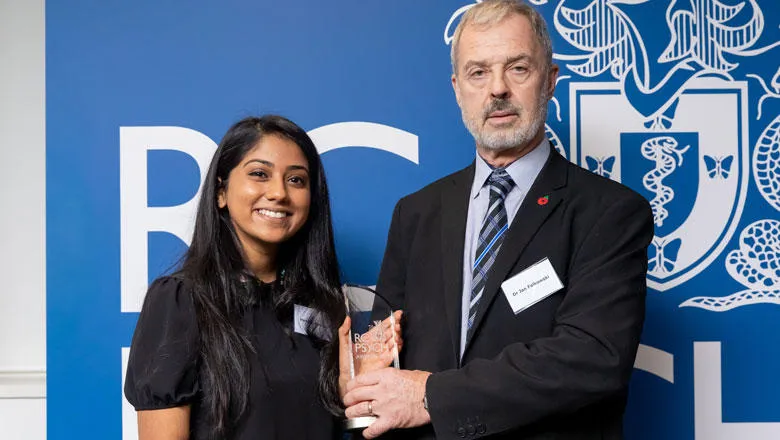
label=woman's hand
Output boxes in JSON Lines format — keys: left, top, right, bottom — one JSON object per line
{"left": 338, "top": 316, "right": 352, "bottom": 399}
{"left": 338, "top": 311, "right": 404, "bottom": 399}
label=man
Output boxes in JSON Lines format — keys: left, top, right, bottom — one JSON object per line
{"left": 343, "top": 1, "right": 654, "bottom": 438}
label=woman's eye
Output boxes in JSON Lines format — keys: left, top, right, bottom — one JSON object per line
{"left": 288, "top": 176, "right": 307, "bottom": 186}
{"left": 249, "top": 170, "right": 268, "bottom": 178}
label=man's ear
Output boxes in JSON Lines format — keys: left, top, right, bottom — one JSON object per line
{"left": 217, "top": 178, "right": 227, "bottom": 209}
{"left": 452, "top": 73, "right": 461, "bottom": 106}
{"left": 547, "top": 63, "right": 559, "bottom": 99}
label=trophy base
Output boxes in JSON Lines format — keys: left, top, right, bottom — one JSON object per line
{"left": 344, "top": 416, "right": 377, "bottom": 430}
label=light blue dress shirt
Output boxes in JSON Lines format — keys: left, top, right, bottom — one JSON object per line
{"left": 459, "top": 139, "right": 551, "bottom": 357}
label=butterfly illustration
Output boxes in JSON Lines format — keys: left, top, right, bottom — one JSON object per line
{"left": 648, "top": 238, "right": 682, "bottom": 274}
{"left": 585, "top": 155, "right": 616, "bottom": 178}
{"left": 703, "top": 155, "right": 734, "bottom": 179}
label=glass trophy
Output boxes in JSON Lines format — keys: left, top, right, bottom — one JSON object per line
{"left": 342, "top": 284, "right": 400, "bottom": 431}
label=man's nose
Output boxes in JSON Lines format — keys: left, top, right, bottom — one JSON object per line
{"left": 489, "top": 72, "right": 510, "bottom": 98}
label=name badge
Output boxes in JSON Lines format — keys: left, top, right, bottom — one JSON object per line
{"left": 294, "top": 304, "right": 330, "bottom": 340}
{"left": 501, "top": 257, "right": 564, "bottom": 314}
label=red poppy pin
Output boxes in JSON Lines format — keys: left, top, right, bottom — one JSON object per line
{"left": 537, "top": 195, "right": 549, "bottom": 206}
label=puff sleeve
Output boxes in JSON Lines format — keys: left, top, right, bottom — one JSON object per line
{"left": 124, "top": 276, "right": 201, "bottom": 410}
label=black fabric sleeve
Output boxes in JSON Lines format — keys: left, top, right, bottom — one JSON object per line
{"left": 124, "top": 276, "right": 200, "bottom": 410}
{"left": 376, "top": 198, "right": 408, "bottom": 311}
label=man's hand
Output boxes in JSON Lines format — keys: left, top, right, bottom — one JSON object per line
{"left": 343, "top": 368, "right": 432, "bottom": 439}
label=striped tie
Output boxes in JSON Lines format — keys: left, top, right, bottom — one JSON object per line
{"left": 468, "top": 168, "right": 515, "bottom": 338}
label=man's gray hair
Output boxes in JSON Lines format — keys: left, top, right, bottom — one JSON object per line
{"left": 450, "top": 0, "right": 553, "bottom": 74}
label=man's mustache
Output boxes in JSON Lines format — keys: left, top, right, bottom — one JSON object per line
{"left": 483, "top": 99, "right": 521, "bottom": 119}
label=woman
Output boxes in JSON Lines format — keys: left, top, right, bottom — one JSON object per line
{"left": 125, "top": 115, "right": 348, "bottom": 439}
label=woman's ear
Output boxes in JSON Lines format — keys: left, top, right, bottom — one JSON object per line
{"left": 217, "top": 177, "right": 227, "bottom": 209}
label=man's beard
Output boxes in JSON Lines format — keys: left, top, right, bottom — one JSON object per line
{"left": 462, "top": 95, "right": 549, "bottom": 152}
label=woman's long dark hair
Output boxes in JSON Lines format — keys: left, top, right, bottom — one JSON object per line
{"left": 178, "top": 115, "right": 345, "bottom": 438}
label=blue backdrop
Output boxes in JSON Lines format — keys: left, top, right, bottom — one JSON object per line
{"left": 46, "top": 1, "right": 780, "bottom": 438}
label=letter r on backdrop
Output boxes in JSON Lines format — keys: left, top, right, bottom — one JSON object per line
{"left": 119, "top": 127, "right": 217, "bottom": 313}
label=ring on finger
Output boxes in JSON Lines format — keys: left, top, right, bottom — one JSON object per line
{"left": 367, "top": 400, "right": 374, "bottom": 416}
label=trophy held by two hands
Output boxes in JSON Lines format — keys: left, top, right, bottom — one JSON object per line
{"left": 342, "top": 284, "right": 401, "bottom": 431}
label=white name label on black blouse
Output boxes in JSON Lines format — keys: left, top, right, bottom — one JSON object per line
{"left": 294, "top": 304, "right": 331, "bottom": 340}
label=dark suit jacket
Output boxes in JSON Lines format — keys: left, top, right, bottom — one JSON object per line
{"left": 376, "top": 149, "right": 654, "bottom": 440}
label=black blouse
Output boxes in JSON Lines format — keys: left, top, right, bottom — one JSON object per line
{"left": 124, "top": 277, "right": 341, "bottom": 439}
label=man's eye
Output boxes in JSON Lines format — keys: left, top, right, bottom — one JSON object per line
{"left": 512, "top": 65, "right": 528, "bottom": 73}
{"left": 470, "top": 69, "right": 485, "bottom": 77}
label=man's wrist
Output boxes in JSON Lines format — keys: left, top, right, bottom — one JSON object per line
{"left": 418, "top": 370, "right": 432, "bottom": 426}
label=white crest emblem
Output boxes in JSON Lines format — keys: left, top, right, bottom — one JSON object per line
{"left": 570, "top": 79, "right": 749, "bottom": 290}
{"left": 681, "top": 115, "right": 780, "bottom": 310}
{"left": 554, "top": 0, "right": 779, "bottom": 293}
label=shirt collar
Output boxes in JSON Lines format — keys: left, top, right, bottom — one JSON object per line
{"left": 470, "top": 138, "right": 551, "bottom": 199}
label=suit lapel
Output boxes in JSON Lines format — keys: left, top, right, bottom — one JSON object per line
{"left": 441, "top": 163, "right": 475, "bottom": 363}
{"left": 465, "top": 150, "right": 569, "bottom": 352}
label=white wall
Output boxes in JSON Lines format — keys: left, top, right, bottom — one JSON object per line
{"left": 0, "top": 0, "right": 47, "bottom": 438}
{"left": 0, "top": 400, "right": 46, "bottom": 439}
